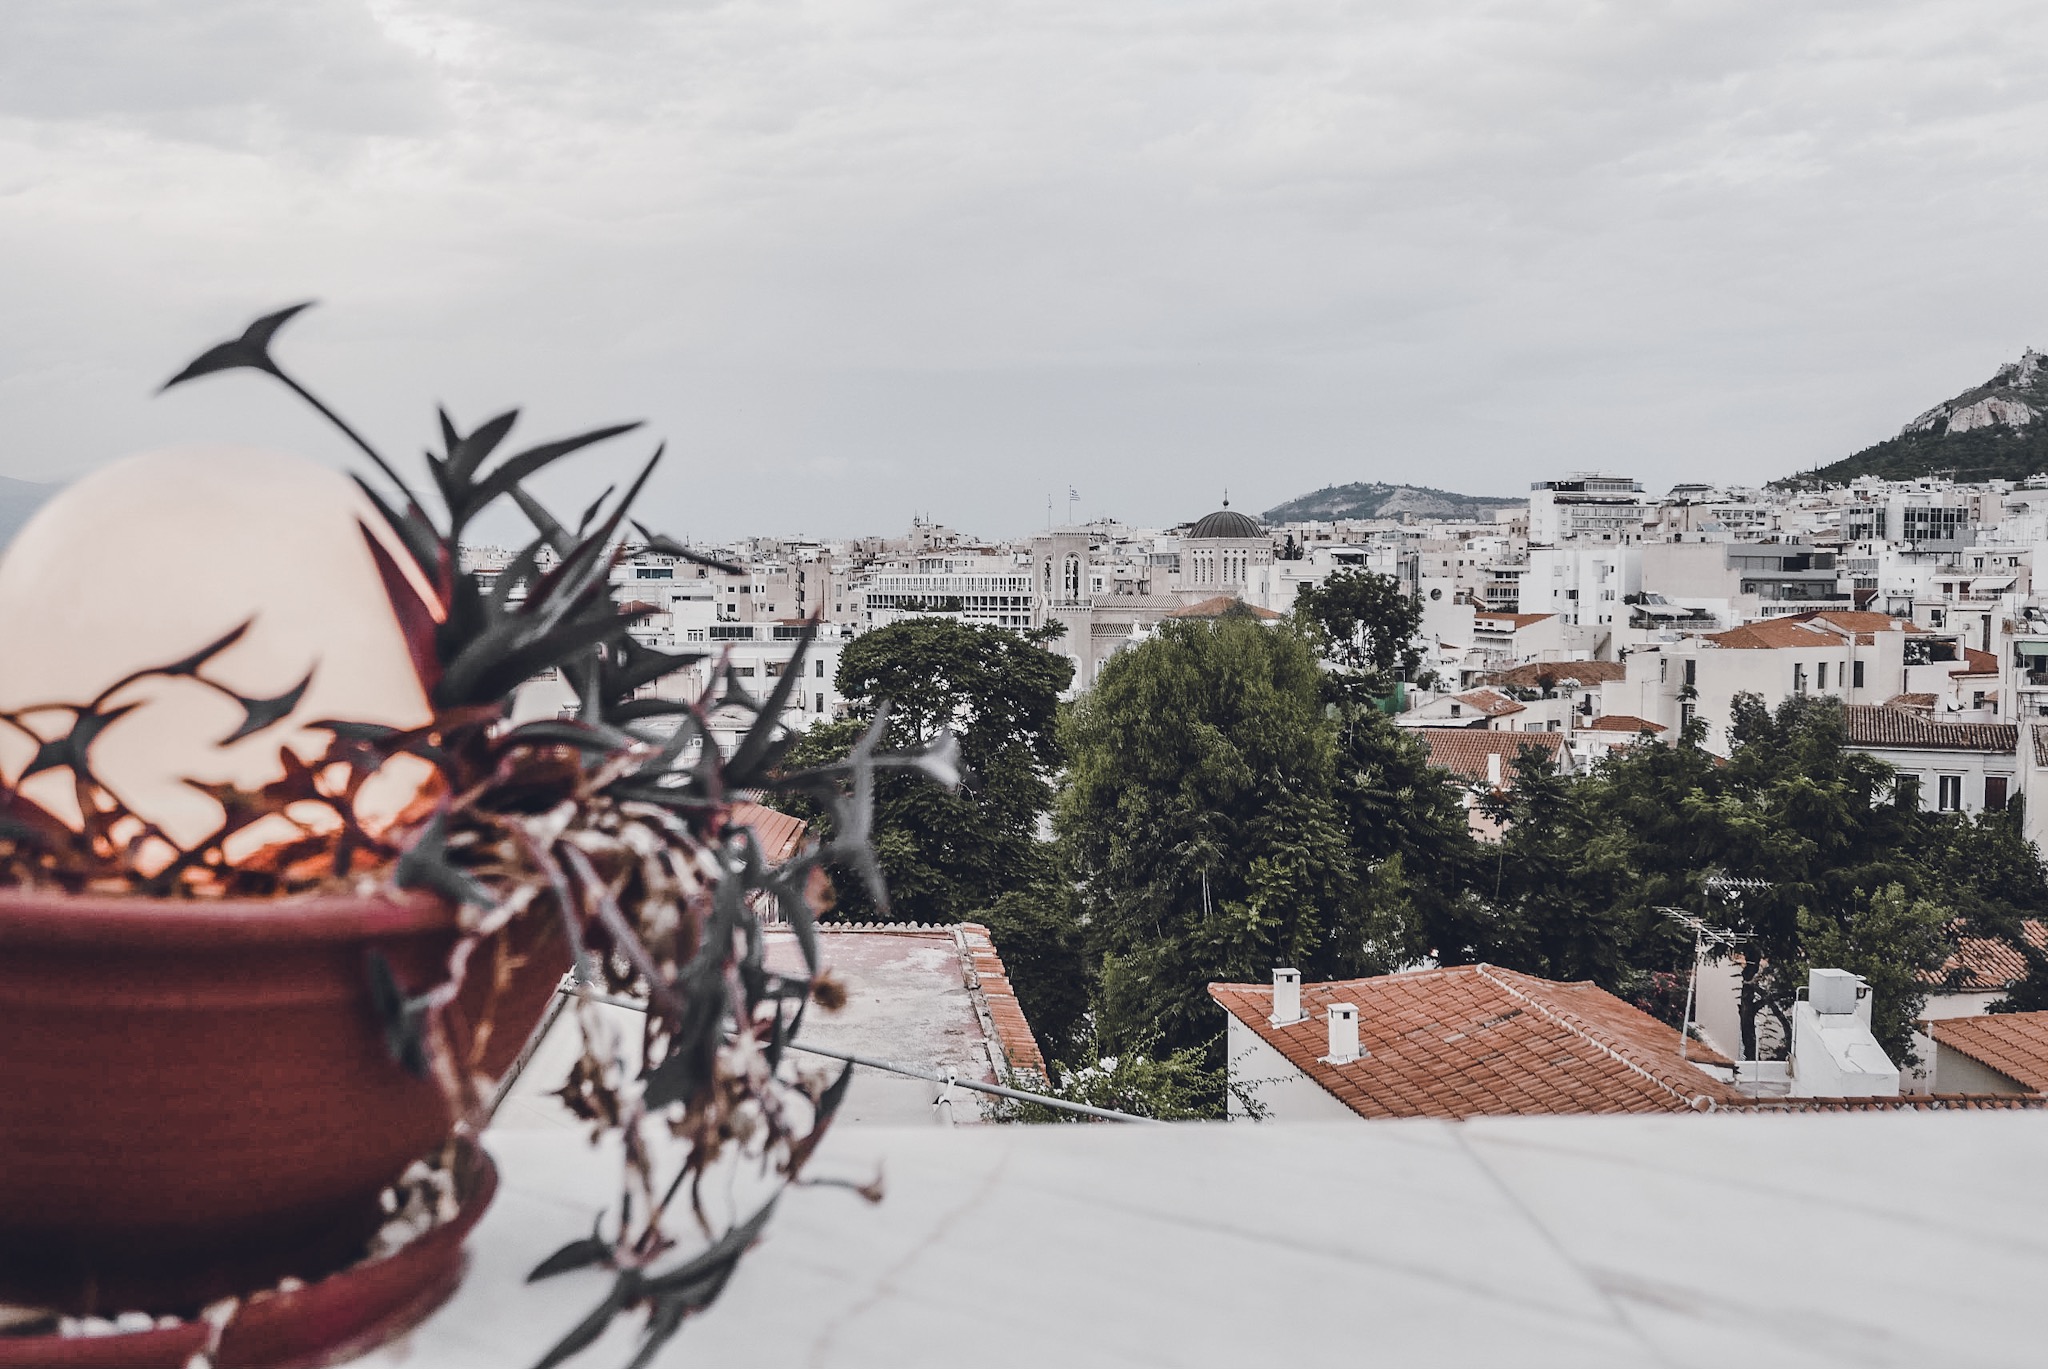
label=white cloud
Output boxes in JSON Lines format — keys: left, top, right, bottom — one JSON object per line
{"left": 1, "top": 0, "right": 2046, "bottom": 536}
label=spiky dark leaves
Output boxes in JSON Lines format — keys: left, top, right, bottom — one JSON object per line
{"left": 360, "top": 522, "right": 444, "bottom": 697}
{"left": 159, "top": 301, "right": 313, "bottom": 391}
{"left": 149, "top": 621, "right": 252, "bottom": 681}
{"left": 530, "top": 1269, "right": 644, "bottom": 1369}
{"left": 394, "top": 811, "right": 489, "bottom": 908}
{"left": 365, "top": 950, "right": 431, "bottom": 1079}
{"left": 218, "top": 671, "right": 313, "bottom": 745}
{"left": 446, "top": 409, "right": 520, "bottom": 484}
{"left": 527, "top": 1216, "right": 611, "bottom": 1283}
{"left": 457, "top": 423, "right": 642, "bottom": 536}
{"left": 631, "top": 523, "right": 743, "bottom": 576}
{"left": 21, "top": 703, "right": 140, "bottom": 781}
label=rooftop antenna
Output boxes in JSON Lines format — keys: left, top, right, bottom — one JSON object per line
{"left": 1652, "top": 904, "right": 1751, "bottom": 1064}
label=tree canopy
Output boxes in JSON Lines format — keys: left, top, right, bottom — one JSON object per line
{"left": 1289, "top": 567, "right": 1423, "bottom": 689}
{"left": 774, "top": 617, "right": 1071, "bottom": 924}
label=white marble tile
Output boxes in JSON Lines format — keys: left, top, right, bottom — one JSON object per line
{"left": 355, "top": 1111, "right": 2048, "bottom": 1369}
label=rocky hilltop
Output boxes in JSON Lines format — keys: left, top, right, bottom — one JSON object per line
{"left": 1262, "top": 481, "right": 1522, "bottom": 524}
{"left": 1790, "top": 349, "right": 2048, "bottom": 486}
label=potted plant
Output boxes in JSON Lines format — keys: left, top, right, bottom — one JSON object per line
{"left": 0, "top": 305, "right": 953, "bottom": 1367}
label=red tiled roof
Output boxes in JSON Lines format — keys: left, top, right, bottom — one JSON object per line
{"left": 1843, "top": 705, "right": 2017, "bottom": 753}
{"left": 1885, "top": 693, "right": 1937, "bottom": 711}
{"left": 1417, "top": 729, "right": 1566, "bottom": 783}
{"left": 1927, "top": 921, "right": 2046, "bottom": 992}
{"left": 1209, "top": 965, "right": 1743, "bottom": 1120}
{"left": 1166, "top": 596, "right": 1283, "bottom": 620}
{"left": 730, "top": 801, "right": 807, "bottom": 863}
{"left": 1963, "top": 648, "right": 1999, "bottom": 674}
{"left": 1585, "top": 715, "right": 1666, "bottom": 733}
{"left": 1926, "top": 1012, "right": 2048, "bottom": 1092}
{"left": 1480, "top": 660, "right": 1626, "bottom": 688}
{"left": 1451, "top": 689, "right": 1525, "bottom": 718}
{"left": 959, "top": 923, "right": 1049, "bottom": 1079}
{"left": 1781, "top": 610, "right": 1918, "bottom": 635}
{"left": 1739, "top": 1093, "right": 2045, "bottom": 1112}
{"left": 1706, "top": 618, "right": 1870, "bottom": 650}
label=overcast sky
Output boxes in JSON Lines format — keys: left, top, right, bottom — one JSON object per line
{"left": 2, "top": 1, "right": 2046, "bottom": 541}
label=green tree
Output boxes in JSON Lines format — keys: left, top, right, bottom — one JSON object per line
{"left": 975, "top": 883, "right": 1092, "bottom": 1064}
{"left": 1059, "top": 615, "right": 1364, "bottom": 1058}
{"left": 1794, "top": 885, "right": 1951, "bottom": 1065}
{"left": 1289, "top": 568, "right": 1423, "bottom": 691}
{"left": 775, "top": 617, "right": 1072, "bottom": 923}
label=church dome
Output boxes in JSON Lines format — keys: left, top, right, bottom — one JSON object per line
{"left": 1187, "top": 507, "right": 1263, "bottom": 540}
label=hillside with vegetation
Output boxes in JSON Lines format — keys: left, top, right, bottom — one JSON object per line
{"left": 1784, "top": 349, "right": 2048, "bottom": 487}
{"left": 1262, "top": 481, "right": 1522, "bottom": 523}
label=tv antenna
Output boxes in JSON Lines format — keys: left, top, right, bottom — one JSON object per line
{"left": 1653, "top": 905, "right": 1752, "bottom": 1064}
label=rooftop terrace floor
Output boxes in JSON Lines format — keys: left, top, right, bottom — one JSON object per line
{"left": 356, "top": 1107, "right": 2048, "bottom": 1367}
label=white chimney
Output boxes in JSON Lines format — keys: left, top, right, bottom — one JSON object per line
{"left": 1486, "top": 753, "right": 1503, "bottom": 786}
{"left": 1321, "top": 1003, "right": 1361, "bottom": 1065}
{"left": 1270, "top": 968, "right": 1303, "bottom": 1026}
{"left": 1789, "top": 968, "right": 1898, "bottom": 1098}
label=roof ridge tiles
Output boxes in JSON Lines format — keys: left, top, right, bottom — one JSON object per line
{"left": 1472, "top": 965, "right": 1725, "bottom": 1112}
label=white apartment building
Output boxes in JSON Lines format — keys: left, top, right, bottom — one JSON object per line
{"left": 1527, "top": 474, "right": 1651, "bottom": 546}
{"left": 863, "top": 554, "right": 1036, "bottom": 631}
{"left": 1523, "top": 546, "right": 1641, "bottom": 627}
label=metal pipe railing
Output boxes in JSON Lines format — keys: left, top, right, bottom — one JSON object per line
{"left": 556, "top": 985, "right": 1162, "bottom": 1125}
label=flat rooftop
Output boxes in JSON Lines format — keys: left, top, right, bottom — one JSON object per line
{"left": 360, "top": 1108, "right": 2048, "bottom": 1367}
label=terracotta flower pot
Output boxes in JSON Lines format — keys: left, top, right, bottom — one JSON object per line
{"left": 0, "top": 885, "right": 565, "bottom": 1314}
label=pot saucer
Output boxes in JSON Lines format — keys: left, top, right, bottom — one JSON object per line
{"left": 0, "top": 1136, "right": 496, "bottom": 1369}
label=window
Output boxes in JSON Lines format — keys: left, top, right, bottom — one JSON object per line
{"left": 1853, "top": 659, "right": 1865, "bottom": 689}
{"left": 1683, "top": 659, "right": 1696, "bottom": 689}
{"left": 1449, "top": 703, "right": 1463, "bottom": 717}
{"left": 1895, "top": 775, "right": 1921, "bottom": 811}
{"left": 815, "top": 692, "right": 825, "bottom": 713}
{"left": 1817, "top": 662, "right": 1829, "bottom": 690}
{"left": 1793, "top": 664, "right": 1808, "bottom": 695}
{"left": 1063, "top": 554, "right": 1081, "bottom": 601}
{"left": 1987, "top": 776, "right": 2010, "bottom": 812}
{"left": 1937, "top": 774, "right": 1963, "bottom": 812}
{"left": 815, "top": 659, "right": 826, "bottom": 678}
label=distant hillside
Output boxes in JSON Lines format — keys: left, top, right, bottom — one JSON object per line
{"left": 1263, "top": 481, "right": 1523, "bottom": 524}
{"left": 1786, "top": 350, "right": 2048, "bottom": 487}
{"left": 0, "top": 477, "right": 55, "bottom": 550}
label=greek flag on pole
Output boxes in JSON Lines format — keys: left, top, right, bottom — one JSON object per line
{"left": 1069, "top": 486, "right": 1079, "bottom": 499}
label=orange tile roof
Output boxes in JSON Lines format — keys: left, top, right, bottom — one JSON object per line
{"left": 1480, "top": 660, "right": 1627, "bottom": 688}
{"left": 1782, "top": 610, "right": 1917, "bottom": 635}
{"left": 1926, "top": 921, "right": 2046, "bottom": 992}
{"left": 1451, "top": 689, "right": 1525, "bottom": 718}
{"left": 959, "top": 923, "right": 1049, "bottom": 1079}
{"left": 1885, "top": 692, "right": 1938, "bottom": 710}
{"left": 1963, "top": 647, "right": 1999, "bottom": 674}
{"left": 1843, "top": 705, "right": 2017, "bottom": 753}
{"left": 1474, "top": 612, "right": 1555, "bottom": 628}
{"left": 1739, "top": 1093, "right": 2044, "bottom": 1112}
{"left": 1926, "top": 1012, "right": 2048, "bottom": 1092}
{"left": 1417, "top": 729, "right": 1565, "bottom": 784}
{"left": 1585, "top": 714, "right": 1666, "bottom": 733}
{"left": 1209, "top": 965, "right": 1743, "bottom": 1120}
{"left": 730, "top": 801, "right": 808, "bottom": 863}
{"left": 1166, "top": 595, "right": 1283, "bottom": 620}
